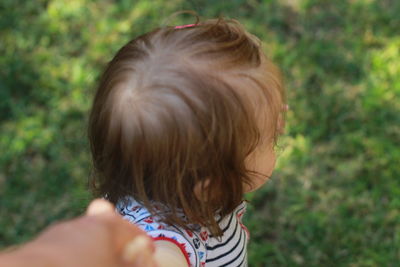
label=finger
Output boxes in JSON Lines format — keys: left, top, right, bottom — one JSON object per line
{"left": 89, "top": 209, "right": 155, "bottom": 254}
{"left": 86, "top": 199, "right": 115, "bottom": 216}
{"left": 107, "top": 220, "right": 156, "bottom": 267}
{"left": 111, "top": 217, "right": 155, "bottom": 253}
{"left": 85, "top": 199, "right": 155, "bottom": 257}
{"left": 122, "top": 236, "right": 153, "bottom": 263}
{"left": 115, "top": 221, "right": 156, "bottom": 266}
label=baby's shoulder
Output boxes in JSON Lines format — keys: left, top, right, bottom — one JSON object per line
{"left": 117, "top": 198, "right": 208, "bottom": 266}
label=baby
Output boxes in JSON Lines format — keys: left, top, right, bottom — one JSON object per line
{"left": 88, "top": 17, "right": 286, "bottom": 267}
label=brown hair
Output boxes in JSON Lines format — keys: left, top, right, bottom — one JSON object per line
{"left": 88, "top": 17, "right": 285, "bottom": 236}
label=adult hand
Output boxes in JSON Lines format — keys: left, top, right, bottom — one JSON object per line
{"left": 0, "top": 199, "right": 156, "bottom": 267}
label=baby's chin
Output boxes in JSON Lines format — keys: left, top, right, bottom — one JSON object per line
{"left": 243, "top": 176, "right": 271, "bottom": 193}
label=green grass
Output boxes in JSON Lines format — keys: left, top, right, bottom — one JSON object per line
{"left": 1, "top": 0, "right": 399, "bottom": 266}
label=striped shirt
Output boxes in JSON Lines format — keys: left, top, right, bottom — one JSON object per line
{"left": 117, "top": 198, "right": 249, "bottom": 267}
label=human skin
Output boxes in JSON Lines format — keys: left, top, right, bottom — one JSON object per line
{"left": 244, "top": 142, "right": 277, "bottom": 193}
{"left": 0, "top": 199, "right": 156, "bottom": 267}
{"left": 244, "top": 104, "right": 288, "bottom": 193}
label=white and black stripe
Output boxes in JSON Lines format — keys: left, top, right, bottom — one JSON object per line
{"left": 204, "top": 203, "right": 248, "bottom": 266}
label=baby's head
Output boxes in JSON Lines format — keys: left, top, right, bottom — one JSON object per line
{"left": 88, "top": 18, "right": 285, "bottom": 236}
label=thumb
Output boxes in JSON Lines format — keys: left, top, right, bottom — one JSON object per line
{"left": 86, "top": 199, "right": 115, "bottom": 216}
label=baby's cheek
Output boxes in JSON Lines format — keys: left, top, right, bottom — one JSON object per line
{"left": 255, "top": 147, "right": 276, "bottom": 176}
{"left": 243, "top": 148, "right": 276, "bottom": 192}
{"left": 261, "top": 152, "right": 276, "bottom": 177}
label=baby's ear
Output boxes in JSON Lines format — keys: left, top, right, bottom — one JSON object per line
{"left": 193, "top": 179, "right": 211, "bottom": 201}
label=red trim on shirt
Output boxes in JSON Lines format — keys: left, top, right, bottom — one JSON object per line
{"left": 153, "top": 236, "right": 191, "bottom": 266}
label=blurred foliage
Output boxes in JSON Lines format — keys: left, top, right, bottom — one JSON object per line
{"left": 0, "top": 0, "right": 399, "bottom": 266}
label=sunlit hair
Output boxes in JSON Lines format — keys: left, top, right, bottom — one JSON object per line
{"left": 88, "top": 17, "right": 285, "bottom": 236}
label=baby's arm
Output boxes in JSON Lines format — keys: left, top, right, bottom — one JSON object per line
{"left": 154, "top": 240, "right": 188, "bottom": 267}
